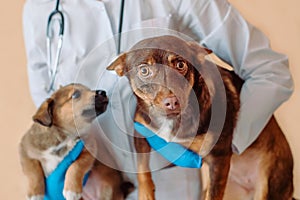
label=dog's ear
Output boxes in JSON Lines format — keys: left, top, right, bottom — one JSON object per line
{"left": 106, "top": 53, "right": 127, "bottom": 76}
{"left": 33, "top": 98, "right": 54, "bottom": 127}
{"left": 187, "top": 42, "right": 212, "bottom": 63}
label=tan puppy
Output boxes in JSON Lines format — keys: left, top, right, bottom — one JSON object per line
{"left": 107, "top": 36, "right": 294, "bottom": 200}
{"left": 19, "top": 83, "right": 125, "bottom": 200}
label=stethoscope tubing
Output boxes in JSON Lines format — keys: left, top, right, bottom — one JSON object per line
{"left": 47, "top": 35, "right": 63, "bottom": 93}
{"left": 46, "top": 0, "right": 64, "bottom": 93}
{"left": 117, "top": 0, "right": 125, "bottom": 54}
{"left": 46, "top": 0, "right": 125, "bottom": 93}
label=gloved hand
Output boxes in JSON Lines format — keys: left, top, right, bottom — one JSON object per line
{"left": 134, "top": 122, "right": 202, "bottom": 168}
{"left": 44, "top": 140, "right": 89, "bottom": 200}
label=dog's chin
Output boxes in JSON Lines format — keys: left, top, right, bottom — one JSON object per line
{"left": 81, "top": 109, "right": 97, "bottom": 122}
{"left": 167, "top": 113, "right": 180, "bottom": 117}
{"left": 81, "top": 103, "right": 108, "bottom": 122}
{"left": 149, "top": 106, "right": 181, "bottom": 118}
{"left": 158, "top": 109, "right": 181, "bottom": 118}
{"left": 166, "top": 112, "right": 180, "bottom": 118}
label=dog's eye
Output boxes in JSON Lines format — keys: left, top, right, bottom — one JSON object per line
{"left": 138, "top": 64, "right": 151, "bottom": 77}
{"left": 71, "top": 90, "right": 81, "bottom": 99}
{"left": 176, "top": 61, "right": 187, "bottom": 71}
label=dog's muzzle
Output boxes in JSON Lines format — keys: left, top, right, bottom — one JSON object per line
{"left": 95, "top": 90, "right": 109, "bottom": 116}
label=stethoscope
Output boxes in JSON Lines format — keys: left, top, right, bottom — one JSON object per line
{"left": 46, "top": 0, "right": 64, "bottom": 93}
{"left": 46, "top": 0, "right": 125, "bottom": 93}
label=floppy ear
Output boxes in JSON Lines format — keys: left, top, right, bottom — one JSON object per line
{"left": 33, "top": 98, "right": 54, "bottom": 127}
{"left": 106, "top": 53, "right": 127, "bottom": 76}
{"left": 187, "top": 42, "right": 212, "bottom": 63}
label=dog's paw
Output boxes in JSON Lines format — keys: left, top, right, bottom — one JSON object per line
{"left": 139, "top": 186, "right": 155, "bottom": 200}
{"left": 139, "top": 193, "right": 155, "bottom": 200}
{"left": 63, "top": 190, "right": 82, "bottom": 200}
{"left": 26, "top": 195, "right": 44, "bottom": 200}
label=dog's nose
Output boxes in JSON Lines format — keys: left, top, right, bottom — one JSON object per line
{"left": 96, "top": 90, "right": 106, "bottom": 97}
{"left": 163, "top": 96, "right": 179, "bottom": 110}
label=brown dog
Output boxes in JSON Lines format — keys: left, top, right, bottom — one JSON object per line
{"left": 107, "top": 36, "right": 294, "bottom": 200}
{"left": 19, "top": 83, "right": 127, "bottom": 200}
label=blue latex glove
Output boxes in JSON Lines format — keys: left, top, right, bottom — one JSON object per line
{"left": 44, "top": 140, "right": 89, "bottom": 200}
{"left": 134, "top": 122, "right": 202, "bottom": 168}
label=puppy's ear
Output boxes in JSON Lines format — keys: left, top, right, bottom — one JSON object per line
{"left": 33, "top": 98, "right": 54, "bottom": 127}
{"left": 106, "top": 53, "right": 127, "bottom": 76}
{"left": 187, "top": 42, "right": 212, "bottom": 63}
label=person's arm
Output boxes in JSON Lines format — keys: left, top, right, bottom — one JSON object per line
{"left": 177, "top": 0, "right": 294, "bottom": 154}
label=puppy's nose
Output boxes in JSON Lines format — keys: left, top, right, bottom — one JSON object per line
{"left": 96, "top": 90, "right": 106, "bottom": 97}
{"left": 163, "top": 96, "right": 179, "bottom": 110}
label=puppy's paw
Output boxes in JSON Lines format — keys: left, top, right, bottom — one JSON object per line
{"left": 63, "top": 190, "right": 82, "bottom": 200}
{"left": 26, "top": 195, "right": 44, "bottom": 200}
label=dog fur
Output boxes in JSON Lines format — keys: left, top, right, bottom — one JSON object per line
{"left": 19, "top": 83, "right": 127, "bottom": 200}
{"left": 107, "top": 36, "right": 294, "bottom": 200}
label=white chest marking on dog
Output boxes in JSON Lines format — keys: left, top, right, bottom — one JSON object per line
{"left": 42, "top": 151, "right": 63, "bottom": 177}
{"left": 63, "top": 190, "right": 82, "bottom": 200}
{"left": 41, "top": 139, "right": 78, "bottom": 177}
{"left": 27, "top": 195, "right": 44, "bottom": 200}
{"left": 156, "top": 117, "right": 175, "bottom": 142}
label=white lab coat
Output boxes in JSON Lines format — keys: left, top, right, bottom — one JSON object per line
{"left": 23, "top": 0, "right": 294, "bottom": 199}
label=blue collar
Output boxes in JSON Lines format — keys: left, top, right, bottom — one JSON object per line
{"left": 134, "top": 122, "right": 202, "bottom": 168}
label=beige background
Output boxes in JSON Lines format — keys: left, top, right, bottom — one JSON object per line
{"left": 0, "top": 0, "right": 299, "bottom": 199}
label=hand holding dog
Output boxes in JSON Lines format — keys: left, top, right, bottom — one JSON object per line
{"left": 44, "top": 140, "right": 89, "bottom": 200}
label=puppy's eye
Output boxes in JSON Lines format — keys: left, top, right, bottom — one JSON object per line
{"left": 72, "top": 90, "right": 81, "bottom": 99}
{"left": 176, "top": 61, "right": 187, "bottom": 71}
{"left": 138, "top": 64, "right": 151, "bottom": 77}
